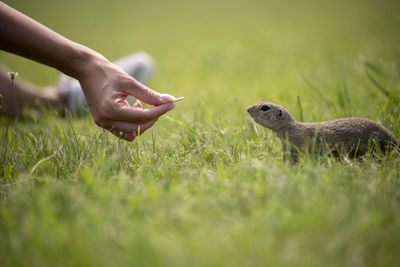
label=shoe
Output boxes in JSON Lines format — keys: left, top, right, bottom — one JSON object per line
{"left": 58, "top": 51, "right": 155, "bottom": 116}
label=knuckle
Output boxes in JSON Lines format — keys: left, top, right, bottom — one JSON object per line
{"left": 125, "top": 131, "right": 137, "bottom": 142}
{"left": 112, "top": 130, "right": 124, "bottom": 139}
{"left": 143, "top": 88, "right": 154, "bottom": 102}
{"left": 125, "top": 135, "right": 136, "bottom": 142}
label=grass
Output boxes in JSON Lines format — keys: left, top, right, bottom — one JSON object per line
{"left": 1, "top": 0, "right": 400, "bottom": 266}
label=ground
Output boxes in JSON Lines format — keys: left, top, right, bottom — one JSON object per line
{"left": 1, "top": 0, "right": 400, "bottom": 266}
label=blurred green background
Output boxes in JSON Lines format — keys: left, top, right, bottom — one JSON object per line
{"left": 2, "top": 0, "right": 400, "bottom": 120}
{"left": 1, "top": 0, "right": 400, "bottom": 266}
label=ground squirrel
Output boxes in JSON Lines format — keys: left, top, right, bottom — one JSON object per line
{"left": 247, "top": 102, "right": 398, "bottom": 163}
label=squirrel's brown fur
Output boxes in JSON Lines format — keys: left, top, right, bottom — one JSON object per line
{"left": 247, "top": 102, "right": 398, "bottom": 163}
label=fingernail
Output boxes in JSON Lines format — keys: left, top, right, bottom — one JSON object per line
{"left": 160, "top": 93, "right": 176, "bottom": 102}
{"left": 167, "top": 102, "right": 176, "bottom": 111}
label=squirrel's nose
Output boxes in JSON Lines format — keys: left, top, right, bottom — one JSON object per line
{"left": 247, "top": 108, "right": 250, "bottom": 113}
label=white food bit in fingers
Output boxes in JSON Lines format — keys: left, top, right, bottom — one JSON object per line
{"left": 173, "top": 97, "right": 185, "bottom": 102}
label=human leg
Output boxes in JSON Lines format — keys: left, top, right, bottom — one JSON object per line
{"left": 0, "top": 64, "right": 64, "bottom": 117}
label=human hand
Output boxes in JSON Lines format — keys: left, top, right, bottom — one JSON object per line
{"left": 0, "top": 2, "right": 175, "bottom": 137}
{"left": 78, "top": 56, "right": 176, "bottom": 141}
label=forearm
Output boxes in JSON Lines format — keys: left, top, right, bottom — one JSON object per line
{"left": 0, "top": 2, "right": 175, "bottom": 140}
{"left": 0, "top": 2, "right": 104, "bottom": 80}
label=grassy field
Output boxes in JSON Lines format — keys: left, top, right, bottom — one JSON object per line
{"left": 1, "top": 0, "right": 400, "bottom": 266}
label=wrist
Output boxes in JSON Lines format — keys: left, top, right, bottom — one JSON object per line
{"left": 64, "top": 42, "right": 108, "bottom": 81}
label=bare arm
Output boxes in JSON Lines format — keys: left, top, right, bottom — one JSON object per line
{"left": 0, "top": 2, "right": 175, "bottom": 141}
{"left": 0, "top": 1, "right": 92, "bottom": 78}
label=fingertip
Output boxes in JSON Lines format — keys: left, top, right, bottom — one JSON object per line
{"left": 167, "top": 102, "right": 176, "bottom": 111}
{"left": 133, "top": 100, "right": 142, "bottom": 108}
{"left": 160, "top": 93, "right": 176, "bottom": 102}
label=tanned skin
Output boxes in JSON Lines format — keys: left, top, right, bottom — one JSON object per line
{"left": 0, "top": 2, "right": 175, "bottom": 141}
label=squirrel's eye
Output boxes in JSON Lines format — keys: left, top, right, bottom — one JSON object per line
{"left": 260, "top": 105, "right": 270, "bottom": 111}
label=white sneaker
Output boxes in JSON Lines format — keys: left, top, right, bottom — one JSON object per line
{"left": 58, "top": 51, "right": 155, "bottom": 115}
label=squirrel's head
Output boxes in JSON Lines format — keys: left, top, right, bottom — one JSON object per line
{"left": 247, "top": 102, "right": 296, "bottom": 131}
